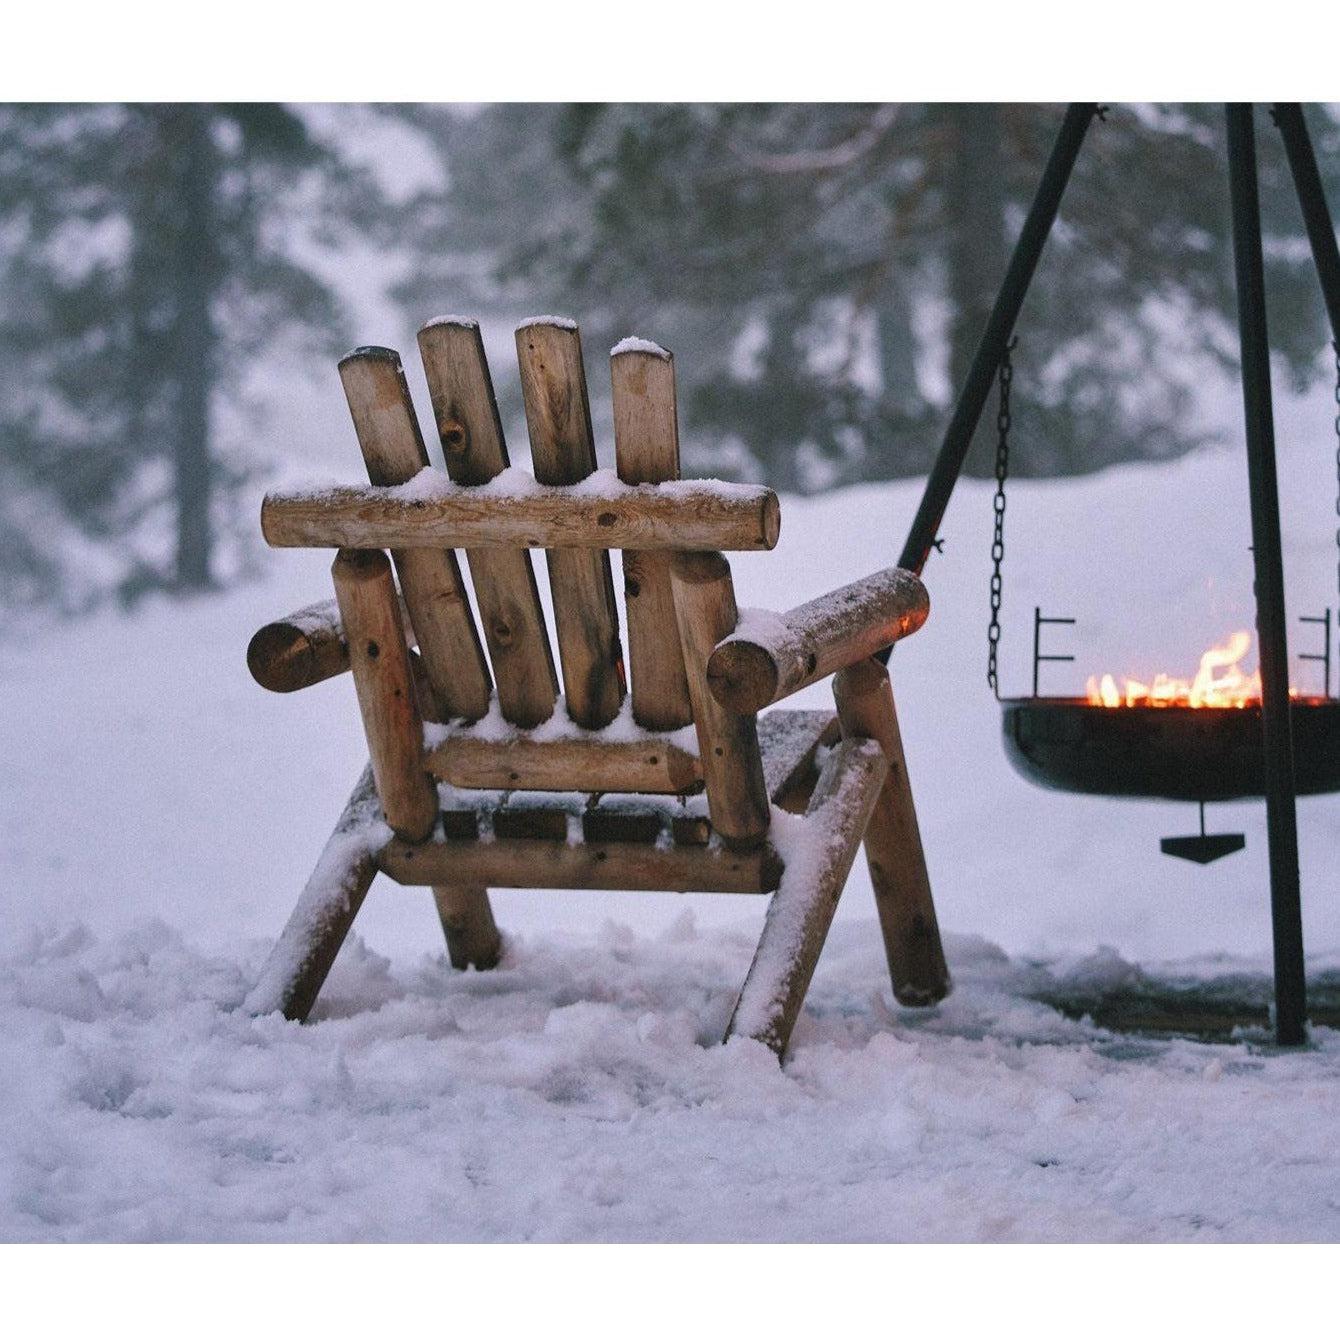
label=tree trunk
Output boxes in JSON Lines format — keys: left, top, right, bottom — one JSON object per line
{"left": 944, "top": 104, "right": 1007, "bottom": 477}
{"left": 170, "top": 106, "right": 216, "bottom": 591}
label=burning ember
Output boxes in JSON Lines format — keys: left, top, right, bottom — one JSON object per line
{"left": 1085, "top": 629, "right": 1279, "bottom": 709}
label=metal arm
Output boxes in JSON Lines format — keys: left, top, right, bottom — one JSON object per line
{"left": 892, "top": 103, "right": 1100, "bottom": 595}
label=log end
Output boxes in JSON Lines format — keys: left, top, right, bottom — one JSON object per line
{"left": 332, "top": 547, "right": 392, "bottom": 585}
{"left": 247, "top": 621, "right": 315, "bottom": 693}
{"left": 418, "top": 314, "right": 480, "bottom": 333}
{"left": 338, "top": 344, "right": 402, "bottom": 369}
{"left": 760, "top": 489, "right": 781, "bottom": 550}
{"left": 706, "top": 639, "right": 779, "bottom": 716}
{"left": 258, "top": 493, "right": 285, "bottom": 549}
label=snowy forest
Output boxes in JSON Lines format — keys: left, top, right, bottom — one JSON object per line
{"left": 4, "top": 101, "right": 1340, "bottom": 615}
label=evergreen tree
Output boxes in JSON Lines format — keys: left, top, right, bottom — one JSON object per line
{"left": 0, "top": 103, "right": 378, "bottom": 609}
{"left": 397, "top": 103, "right": 1340, "bottom": 490}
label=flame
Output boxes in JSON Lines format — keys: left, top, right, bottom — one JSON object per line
{"left": 1085, "top": 629, "right": 1274, "bottom": 708}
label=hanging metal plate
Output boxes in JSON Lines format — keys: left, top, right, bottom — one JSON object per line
{"left": 1159, "top": 832, "right": 1247, "bottom": 864}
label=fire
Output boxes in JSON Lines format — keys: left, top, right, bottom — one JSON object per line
{"left": 1085, "top": 629, "right": 1274, "bottom": 708}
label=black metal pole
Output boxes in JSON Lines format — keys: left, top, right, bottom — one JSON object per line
{"left": 1226, "top": 104, "right": 1307, "bottom": 1046}
{"left": 1274, "top": 104, "right": 1340, "bottom": 346}
{"left": 895, "top": 103, "right": 1099, "bottom": 582}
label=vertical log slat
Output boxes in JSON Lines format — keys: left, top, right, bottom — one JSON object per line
{"left": 834, "top": 657, "right": 951, "bottom": 1006}
{"left": 332, "top": 548, "right": 438, "bottom": 842}
{"left": 612, "top": 339, "right": 693, "bottom": 731}
{"left": 418, "top": 318, "right": 559, "bottom": 727}
{"left": 671, "top": 550, "right": 770, "bottom": 848}
{"left": 516, "top": 319, "right": 625, "bottom": 729}
{"left": 339, "top": 347, "right": 491, "bottom": 723}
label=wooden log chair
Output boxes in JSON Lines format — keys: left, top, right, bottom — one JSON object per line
{"left": 244, "top": 317, "right": 951, "bottom": 1057}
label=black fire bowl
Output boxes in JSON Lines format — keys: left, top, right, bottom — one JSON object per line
{"left": 1001, "top": 698, "right": 1340, "bottom": 801}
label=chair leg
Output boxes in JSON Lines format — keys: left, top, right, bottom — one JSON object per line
{"left": 432, "top": 885, "right": 502, "bottom": 970}
{"left": 726, "top": 738, "right": 888, "bottom": 1057}
{"left": 834, "top": 658, "right": 951, "bottom": 1007}
{"left": 245, "top": 765, "right": 382, "bottom": 1022}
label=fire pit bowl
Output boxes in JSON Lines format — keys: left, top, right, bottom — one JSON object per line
{"left": 1001, "top": 698, "right": 1340, "bottom": 801}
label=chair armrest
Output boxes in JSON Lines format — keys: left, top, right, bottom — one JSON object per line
{"left": 706, "top": 566, "right": 928, "bottom": 713}
{"left": 247, "top": 592, "right": 414, "bottom": 693}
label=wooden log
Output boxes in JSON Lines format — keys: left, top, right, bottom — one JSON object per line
{"left": 612, "top": 339, "right": 693, "bottom": 731}
{"left": 431, "top": 884, "right": 502, "bottom": 970}
{"left": 834, "top": 657, "right": 951, "bottom": 1007}
{"left": 332, "top": 548, "right": 438, "bottom": 842}
{"left": 427, "top": 732, "right": 702, "bottom": 794}
{"left": 378, "top": 832, "right": 782, "bottom": 893}
{"left": 261, "top": 480, "right": 782, "bottom": 554}
{"left": 339, "top": 346, "right": 491, "bottom": 722}
{"left": 418, "top": 318, "right": 559, "bottom": 727}
{"left": 247, "top": 594, "right": 415, "bottom": 693}
{"left": 244, "top": 765, "right": 384, "bottom": 1022}
{"left": 726, "top": 737, "right": 889, "bottom": 1057}
{"left": 707, "top": 567, "right": 930, "bottom": 713}
{"left": 670, "top": 551, "right": 771, "bottom": 849}
{"left": 516, "top": 318, "right": 624, "bottom": 728}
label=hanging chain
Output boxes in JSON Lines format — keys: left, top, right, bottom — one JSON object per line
{"left": 986, "top": 336, "right": 1017, "bottom": 699}
{"left": 1333, "top": 341, "right": 1340, "bottom": 605}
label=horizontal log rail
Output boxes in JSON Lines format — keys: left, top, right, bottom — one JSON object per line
{"left": 378, "top": 832, "right": 783, "bottom": 893}
{"left": 247, "top": 594, "right": 414, "bottom": 693}
{"left": 706, "top": 567, "right": 929, "bottom": 714}
{"left": 427, "top": 731, "right": 702, "bottom": 794}
{"left": 260, "top": 475, "right": 780, "bottom": 553}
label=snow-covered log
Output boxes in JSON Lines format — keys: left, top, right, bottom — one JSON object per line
{"left": 378, "top": 830, "right": 782, "bottom": 894}
{"left": 612, "top": 340, "right": 695, "bottom": 731}
{"left": 340, "top": 346, "right": 491, "bottom": 723}
{"left": 706, "top": 567, "right": 929, "bottom": 713}
{"left": 418, "top": 318, "right": 559, "bottom": 728}
{"left": 515, "top": 319, "right": 625, "bottom": 729}
{"left": 726, "top": 737, "right": 889, "bottom": 1056}
{"left": 244, "top": 765, "right": 386, "bottom": 1021}
{"left": 259, "top": 475, "right": 782, "bottom": 554}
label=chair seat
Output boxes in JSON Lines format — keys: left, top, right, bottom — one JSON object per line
{"left": 374, "top": 709, "right": 839, "bottom": 896}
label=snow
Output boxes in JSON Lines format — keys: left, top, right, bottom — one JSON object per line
{"left": 610, "top": 336, "right": 671, "bottom": 359}
{"left": 366, "top": 464, "right": 761, "bottom": 507}
{"left": 421, "top": 314, "right": 480, "bottom": 331}
{"left": 427, "top": 691, "right": 700, "bottom": 756}
{"left": 516, "top": 315, "right": 578, "bottom": 331}
{"left": 4, "top": 919, "right": 1339, "bottom": 1241}
{"left": 4, "top": 390, "right": 1340, "bottom": 1240}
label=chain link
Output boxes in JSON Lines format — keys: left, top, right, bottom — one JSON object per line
{"left": 986, "top": 337, "right": 1016, "bottom": 698}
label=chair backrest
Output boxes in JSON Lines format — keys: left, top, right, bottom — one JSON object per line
{"left": 299, "top": 316, "right": 780, "bottom": 848}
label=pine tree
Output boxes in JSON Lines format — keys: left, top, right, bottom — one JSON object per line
{"left": 0, "top": 103, "right": 378, "bottom": 610}
{"left": 396, "top": 103, "right": 1340, "bottom": 490}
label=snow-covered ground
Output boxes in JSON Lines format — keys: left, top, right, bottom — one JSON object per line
{"left": 2, "top": 357, "right": 1339, "bottom": 1240}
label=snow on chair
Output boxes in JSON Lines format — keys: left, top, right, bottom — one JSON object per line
{"left": 244, "top": 317, "right": 950, "bottom": 1057}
